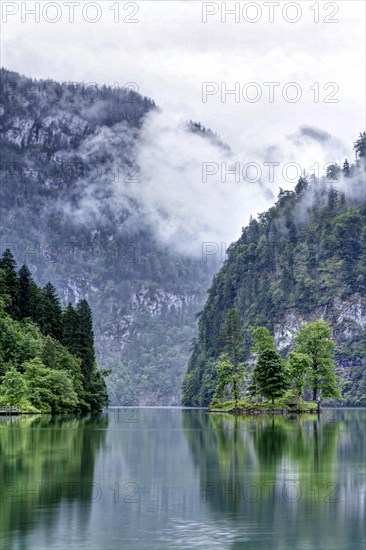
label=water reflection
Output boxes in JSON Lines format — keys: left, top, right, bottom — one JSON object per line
{"left": 0, "top": 414, "right": 108, "bottom": 548}
{"left": 182, "top": 409, "right": 366, "bottom": 549}
{"left": 0, "top": 409, "right": 365, "bottom": 549}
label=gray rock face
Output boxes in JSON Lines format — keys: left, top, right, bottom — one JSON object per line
{"left": 0, "top": 69, "right": 214, "bottom": 405}
{"left": 275, "top": 293, "right": 365, "bottom": 351}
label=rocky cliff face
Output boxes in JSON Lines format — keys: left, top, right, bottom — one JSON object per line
{"left": 275, "top": 294, "right": 366, "bottom": 350}
{"left": 0, "top": 68, "right": 215, "bottom": 405}
{"left": 182, "top": 164, "right": 366, "bottom": 406}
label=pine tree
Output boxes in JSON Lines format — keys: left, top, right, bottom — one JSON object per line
{"left": 62, "top": 303, "right": 80, "bottom": 355}
{"left": 0, "top": 249, "right": 19, "bottom": 319}
{"left": 326, "top": 164, "right": 340, "bottom": 181}
{"left": 62, "top": 299, "right": 108, "bottom": 411}
{"left": 253, "top": 349, "right": 288, "bottom": 404}
{"left": 294, "top": 176, "right": 308, "bottom": 195}
{"left": 18, "top": 265, "right": 38, "bottom": 321}
{"left": 37, "top": 282, "right": 62, "bottom": 340}
{"left": 343, "top": 159, "right": 350, "bottom": 177}
{"left": 76, "top": 299, "right": 96, "bottom": 391}
{"left": 354, "top": 131, "right": 366, "bottom": 159}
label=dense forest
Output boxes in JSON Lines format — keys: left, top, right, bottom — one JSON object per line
{"left": 0, "top": 249, "right": 108, "bottom": 412}
{"left": 182, "top": 133, "right": 366, "bottom": 407}
{"left": 0, "top": 68, "right": 215, "bottom": 405}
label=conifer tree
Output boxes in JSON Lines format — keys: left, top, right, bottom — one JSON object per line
{"left": 294, "top": 176, "right": 308, "bottom": 195}
{"left": 253, "top": 349, "right": 288, "bottom": 404}
{"left": 62, "top": 299, "right": 108, "bottom": 410}
{"left": 37, "top": 282, "right": 63, "bottom": 340}
{"left": 62, "top": 303, "right": 80, "bottom": 355}
{"left": 76, "top": 299, "right": 96, "bottom": 391}
{"left": 354, "top": 131, "right": 366, "bottom": 159}
{"left": 326, "top": 164, "right": 340, "bottom": 181}
{"left": 18, "top": 265, "right": 38, "bottom": 321}
{"left": 343, "top": 159, "right": 350, "bottom": 177}
{"left": 0, "top": 249, "right": 19, "bottom": 319}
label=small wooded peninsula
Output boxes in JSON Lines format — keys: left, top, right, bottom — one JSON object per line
{"left": 207, "top": 310, "right": 340, "bottom": 414}
{"left": 0, "top": 250, "right": 109, "bottom": 413}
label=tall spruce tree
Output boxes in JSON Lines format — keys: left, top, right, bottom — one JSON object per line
{"left": 354, "top": 131, "right": 366, "bottom": 159}
{"left": 18, "top": 265, "right": 38, "bottom": 321}
{"left": 343, "top": 159, "right": 350, "bottom": 177}
{"left": 0, "top": 249, "right": 19, "bottom": 319}
{"left": 76, "top": 299, "right": 96, "bottom": 392}
{"left": 62, "top": 300, "right": 108, "bottom": 410}
{"left": 294, "top": 176, "right": 309, "bottom": 195}
{"left": 253, "top": 349, "right": 288, "bottom": 404}
{"left": 62, "top": 303, "right": 80, "bottom": 355}
{"left": 37, "top": 282, "right": 62, "bottom": 340}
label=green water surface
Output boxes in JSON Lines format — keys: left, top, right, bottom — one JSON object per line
{"left": 0, "top": 408, "right": 365, "bottom": 549}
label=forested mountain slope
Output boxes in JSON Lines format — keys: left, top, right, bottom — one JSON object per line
{"left": 0, "top": 68, "right": 216, "bottom": 405}
{"left": 182, "top": 135, "right": 366, "bottom": 406}
{"left": 0, "top": 249, "right": 108, "bottom": 412}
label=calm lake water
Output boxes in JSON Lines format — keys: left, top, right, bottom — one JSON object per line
{"left": 0, "top": 408, "right": 365, "bottom": 549}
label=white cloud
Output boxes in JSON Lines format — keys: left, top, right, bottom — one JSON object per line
{"left": 2, "top": 0, "right": 365, "bottom": 253}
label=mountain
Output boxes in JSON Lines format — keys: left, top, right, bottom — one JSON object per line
{"left": 182, "top": 139, "right": 366, "bottom": 406}
{"left": 0, "top": 68, "right": 218, "bottom": 405}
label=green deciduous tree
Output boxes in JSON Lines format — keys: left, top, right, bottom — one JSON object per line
{"left": 0, "top": 367, "right": 28, "bottom": 406}
{"left": 212, "top": 353, "right": 246, "bottom": 406}
{"left": 23, "top": 357, "right": 79, "bottom": 413}
{"left": 250, "top": 326, "right": 275, "bottom": 355}
{"left": 287, "top": 351, "right": 312, "bottom": 404}
{"left": 218, "top": 309, "right": 246, "bottom": 405}
{"left": 294, "top": 321, "right": 340, "bottom": 400}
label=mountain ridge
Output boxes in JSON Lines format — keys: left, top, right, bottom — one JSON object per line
{"left": 182, "top": 145, "right": 366, "bottom": 406}
{"left": 0, "top": 67, "right": 219, "bottom": 405}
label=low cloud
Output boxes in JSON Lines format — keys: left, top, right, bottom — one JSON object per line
{"left": 58, "top": 110, "right": 362, "bottom": 258}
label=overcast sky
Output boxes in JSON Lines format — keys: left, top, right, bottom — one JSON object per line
{"left": 2, "top": 1, "right": 364, "bottom": 156}
{"left": 1, "top": 1, "right": 365, "bottom": 251}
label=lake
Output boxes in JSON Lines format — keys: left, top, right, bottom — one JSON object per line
{"left": 0, "top": 408, "right": 365, "bottom": 549}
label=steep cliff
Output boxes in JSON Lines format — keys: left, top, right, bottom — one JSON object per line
{"left": 0, "top": 68, "right": 216, "bottom": 404}
{"left": 182, "top": 157, "right": 366, "bottom": 406}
